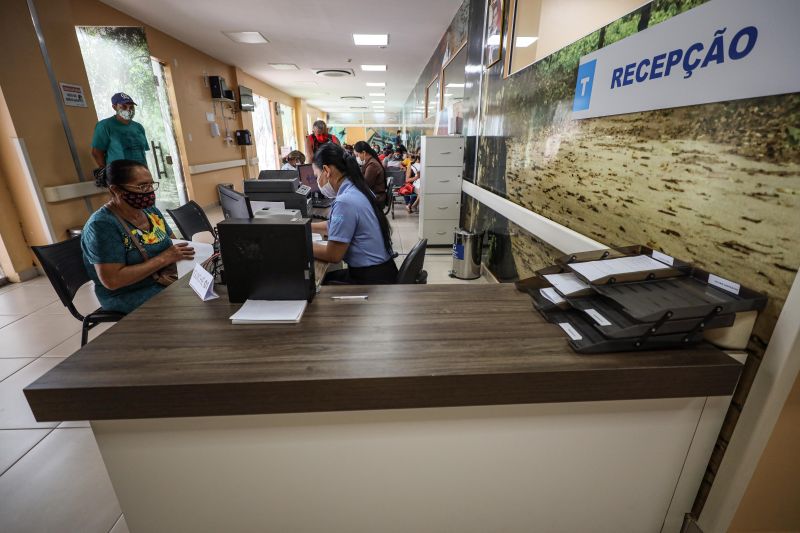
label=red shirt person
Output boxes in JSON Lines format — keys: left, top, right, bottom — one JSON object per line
{"left": 305, "top": 120, "right": 341, "bottom": 158}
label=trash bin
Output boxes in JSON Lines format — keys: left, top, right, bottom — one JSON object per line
{"left": 451, "top": 229, "right": 483, "bottom": 280}
{"left": 67, "top": 227, "right": 83, "bottom": 239}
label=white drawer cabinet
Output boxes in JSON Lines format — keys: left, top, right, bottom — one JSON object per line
{"left": 418, "top": 136, "right": 464, "bottom": 245}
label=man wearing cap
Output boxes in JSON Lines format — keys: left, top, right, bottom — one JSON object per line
{"left": 91, "top": 92, "right": 149, "bottom": 170}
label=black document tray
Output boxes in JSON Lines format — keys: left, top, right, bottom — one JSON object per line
{"left": 545, "top": 309, "right": 706, "bottom": 354}
{"left": 592, "top": 270, "right": 767, "bottom": 322}
{"left": 555, "top": 245, "right": 692, "bottom": 285}
{"left": 567, "top": 296, "right": 736, "bottom": 339}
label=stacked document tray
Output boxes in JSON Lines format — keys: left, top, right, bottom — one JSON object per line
{"left": 515, "top": 245, "right": 767, "bottom": 354}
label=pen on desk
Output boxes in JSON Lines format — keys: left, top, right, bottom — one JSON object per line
{"left": 330, "top": 295, "right": 368, "bottom": 300}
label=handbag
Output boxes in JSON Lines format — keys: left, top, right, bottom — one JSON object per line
{"left": 108, "top": 206, "right": 178, "bottom": 287}
{"left": 397, "top": 183, "right": 415, "bottom": 196}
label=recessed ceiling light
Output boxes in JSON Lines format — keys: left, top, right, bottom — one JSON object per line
{"left": 369, "top": 92, "right": 386, "bottom": 97}
{"left": 445, "top": 83, "right": 465, "bottom": 88}
{"left": 353, "top": 34, "right": 389, "bottom": 46}
{"left": 361, "top": 65, "right": 386, "bottom": 72}
{"left": 515, "top": 36, "right": 539, "bottom": 47}
{"left": 366, "top": 82, "right": 385, "bottom": 87}
{"left": 269, "top": 63, "right": 299, "bottom": 70}
{"left": 486, "top": 34, "right": 501, "bottom": 46}
{"left": 371, "top": 100, "right": 385, "bottom": 104}
{"left": 223, "top": 31, "right": 269, "bottom": 44}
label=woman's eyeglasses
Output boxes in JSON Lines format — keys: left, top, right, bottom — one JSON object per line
{"left": 122, "top": 181, "right": 160, "bottom": 193}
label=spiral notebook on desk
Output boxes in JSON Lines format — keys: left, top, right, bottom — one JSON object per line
{"left": 229, "top": 299, "right": 308, "bottom": 324}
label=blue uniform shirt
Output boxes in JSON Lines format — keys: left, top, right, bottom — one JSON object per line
{"left": 327, "top": 179, "right": 391, "bottom": 268}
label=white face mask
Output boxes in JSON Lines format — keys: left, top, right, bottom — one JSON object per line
{"left": 356, "top": 156, "right": 364, "bottom": 166}
{"left": 117, "top": 108, "right": 134, "bottom": 121}
{"left": 317, "top": 172, "right": 337, "bottom": 199}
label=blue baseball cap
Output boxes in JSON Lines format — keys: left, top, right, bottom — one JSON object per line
{"left": 111, "top": 92, "right": 137, "bottom": 106}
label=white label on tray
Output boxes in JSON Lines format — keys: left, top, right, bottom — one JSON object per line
{"left": 585, "top": 308, "right": 612, "bottom": 326}
{"left": 651, "top": 250, "right": 674, "bottom": 266}
{"left": 708, "top": 274, "right": 740, "bottom": 295}
{"left": 540, "top": 288, "right": 565, "bottom": 305}
{"left": 558, "top": 322, "right": 583, "bottom": 341}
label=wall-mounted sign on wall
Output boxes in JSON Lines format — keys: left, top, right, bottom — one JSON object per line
{"left": 58, "top": 82, "right": 88, "bottom": 108}
{"left": 572, "top": 0, "right": 800, "bottom": 120}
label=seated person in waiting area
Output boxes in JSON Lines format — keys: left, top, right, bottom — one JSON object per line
{"left": 383, "top": 147, "right": 406, "bottom": 169}
{"left": 310, "top": 144, "right": 398, "bottom": 285}
{"left": 281, "top": 150, "right": 306, "bottom": 171}
{"left": 81, "top": 159, "right": 194, "bottom": 314}
{"left": 353, "top": 140, "right": 387, "bottom": 205}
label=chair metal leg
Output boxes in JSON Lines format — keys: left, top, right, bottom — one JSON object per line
{"left": 81, "top": 319, "right": 90, "bottom": 347}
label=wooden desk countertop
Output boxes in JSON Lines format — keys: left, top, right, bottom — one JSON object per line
{"left": 24, "top": 280, "right": 742, "bottom": 421}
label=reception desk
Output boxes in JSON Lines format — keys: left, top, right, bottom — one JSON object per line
{"left": 25, "top": 279, "right": 742, "bottom": 533}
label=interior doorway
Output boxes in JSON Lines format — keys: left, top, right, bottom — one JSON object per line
{"left": 252, "top": 93, "right": 278, "bottom": 171}
{"left": 75, "top": 26, "right": 187, "bottom": 213}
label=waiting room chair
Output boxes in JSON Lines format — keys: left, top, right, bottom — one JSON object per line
{"left": 32, "top": 238, "right": 125, "bottom": 347}
{"left": 166, "top": 201, "right": 215, "bottom": 242}
{"left": 385, "top": 169, "right": 410, "bottom": 220}
{"left": 396, "top": 239, "right": 428, "bottom": 284}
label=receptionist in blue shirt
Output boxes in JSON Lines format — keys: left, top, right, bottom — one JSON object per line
{"left": 310, "top": 143, "right": 398, "bottom": 284}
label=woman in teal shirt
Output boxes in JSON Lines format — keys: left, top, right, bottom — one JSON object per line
{"left": 81, "top": 159, "right": 194, "bottom": 313}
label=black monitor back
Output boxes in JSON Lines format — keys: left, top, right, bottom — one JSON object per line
{"left": 218, "top": 185, "right": 253, "bottom": 219}
{"left": 296, "top": 164, "right": 319, "bottom": 193}
{"left": 259, "top": 169, "right": 299, "bottom": 180}
{"left": 217, "top": 218, "right": 315, "bottom": 303}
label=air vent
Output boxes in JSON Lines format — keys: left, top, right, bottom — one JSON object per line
{"left": 340, "top": 96, "right": 364, "bottom": 100}
{"left": 315, "top": 68, "right": 354, "bottom": 78}
{"left": 349, "top": 106, "right": 368, "bottom": 110}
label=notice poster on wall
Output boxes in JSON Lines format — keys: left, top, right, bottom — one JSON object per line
{"left": 572, "top": 0, "right": 800, "bottom": 119}
{"left": 59, "top": 82, "right": 88, "bottom": 108}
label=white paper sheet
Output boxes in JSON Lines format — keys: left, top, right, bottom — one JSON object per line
{"left": 229, "top": 299, "right": 308, "bottom": 324}
{"left": 542, "top": 273, "right": 591, "bottom": 296}
{"left": 173, "top": 239, "right": 214, "bottom": 278}
{"left": 251, "top": 200, "right": 286, "bottom": 212}
{"left": 540, "top": 287, "right": 565, "bottom": 305}
{"left": 569, "top": 255, "right": 670, "bottom": 282}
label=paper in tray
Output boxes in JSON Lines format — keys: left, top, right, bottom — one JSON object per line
{"left": 544, "top": 309, "right": 707, "bottom": 354}
{"left": 592, "top": 268, "right": 767, "bottom": 322}
{"left": 556, "top": 245, "right": 691, "bottom": 285}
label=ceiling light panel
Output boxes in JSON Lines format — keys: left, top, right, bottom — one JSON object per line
{"left": 269, "top": 63, "right": 299, "bottom": 70}
{"left": 366, "top": 82, "right": 385, "bottom": 87}
{"left": 360, "top": 65, "right": 387, "bottom": 72}
{"left": 223, "top": 31, "right": 269, "bottom": 44}
{"left": 369, "top": 93, "right": 386, "bottom": 97}
{"left": 515, "top": 36, "right": 539, "bottom": 47}
{"left": 353, "top": 34, "right": 389, "bottom": 46}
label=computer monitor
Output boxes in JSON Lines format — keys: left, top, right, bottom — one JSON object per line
{"left": 296, "top": 164, "right": 319, "bottom": 194}
{"left": 258, "top": 169, "right": 299, "bottom": 180}
{"left": 218, "top": 185, "right": 253, "bottom": 220}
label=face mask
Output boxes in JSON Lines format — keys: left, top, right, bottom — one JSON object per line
{"left": 117, "top": 108, "right": 134, "bottom": 121}
{"left": 356, "top": 156, "right": 364, "bottom": 166}
{"left": 315, "top": 133, "right": 327, "bottom": 143}
{"left": 120, "top": 189, "right": 156, "bottom": 209}
{"left": 317, "top": 172, "right": 337, "bottom": 199}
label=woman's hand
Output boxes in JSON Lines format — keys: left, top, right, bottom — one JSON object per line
{"left": 161, "top": 242, "right": 195, "bottom": 264}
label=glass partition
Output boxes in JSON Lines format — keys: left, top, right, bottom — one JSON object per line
{"left": 425, "top": 77, "right": 440, "bottom": 119}
{"left": 442, "top": 44, "right": 467, "bottom": 134}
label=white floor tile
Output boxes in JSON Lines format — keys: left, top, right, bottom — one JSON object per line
{"left": 0, "top": 283, "right": 21, "bottom": 296}
{"left": 0, "top": 315, "right": 23, "bottom": 329}
{"left": 0, "top": 284, "right": 59, "bottom": 316}
{"left": 0, "top": 358, "right": 35, "bottom": 382}
{"left": 41, "top": 322, "right": 115, "bottom": 358}
{"left": 0, "top": 357, "right": 64, "bottom": 429}
{"left": 58, "top": 421, "right": 91, "bottom": 428}
{"left": 0, "top": 312, "right": 81, "bottom": 358}
{"left": 0, "top": 428, "right": 52, "bottom": 475}
{"left": 0, "top": 428, "right": 121, "bottom": 533}
{"left": 110, "top": 515, "right": 129, "bottom": 533}
{"left": 37, "top": 282, "right": 100, "bottom": 317}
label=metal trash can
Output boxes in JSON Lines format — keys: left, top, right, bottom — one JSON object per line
{"left": 67, "top": 227, "right": 83, "bottom": 239}
{"left": 451, "top": 229, "right": 483, "bottom": 280}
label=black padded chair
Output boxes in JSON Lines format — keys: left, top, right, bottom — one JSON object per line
{"left": 166, "top": 200, "right": 215, "bottom": 241}
{"left": 396, "top": 239, "right": 428, "bottom": 284}
{"left": 32, "top": 238, "right": 125, "bottom": 347}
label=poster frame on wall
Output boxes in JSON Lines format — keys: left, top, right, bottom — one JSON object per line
{"left": 483, "top": 0, "right": 505, "bottom": 69}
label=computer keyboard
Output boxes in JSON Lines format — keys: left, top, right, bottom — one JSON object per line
{"left": 312, "top": 214, "right": 329, "bottom": 221}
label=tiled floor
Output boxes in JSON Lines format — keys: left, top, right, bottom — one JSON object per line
{"left": 0, "top": 205, "right": 491, "bottom": 533}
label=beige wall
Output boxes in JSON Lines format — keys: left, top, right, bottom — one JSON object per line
{"left": 730, "top": 373, "right": 800, "bottom": 531}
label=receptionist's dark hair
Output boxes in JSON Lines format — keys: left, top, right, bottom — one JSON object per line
{"left": 95, "top": 159, "right": 147, "bottom": 188}
{"left": 313, "top": 143, "right": 393, "bottom": 255}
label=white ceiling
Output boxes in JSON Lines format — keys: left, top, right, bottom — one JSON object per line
{"left": 100, "top": 0, "right": 464, "bottom": 113}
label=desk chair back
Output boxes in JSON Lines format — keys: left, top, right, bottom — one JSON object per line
{"left": 166, "top": 201, "right": 215, "bottom": 241}
{"left": 386, "top": 169, "right": 410, "bottom": 219}
{"left": 32, "top": 237, "right": 125, "bottom": 346}
{"left": 397, "top": 239, "right": 428, "bottom": 284}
